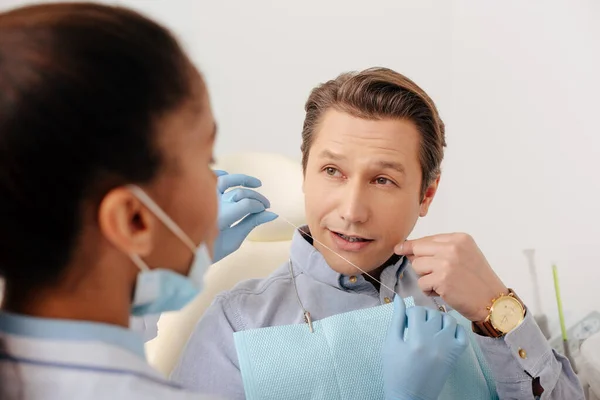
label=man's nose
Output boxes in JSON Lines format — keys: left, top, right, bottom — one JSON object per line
{"left": 338, "top": 180, "right": 370, "bottom": 224}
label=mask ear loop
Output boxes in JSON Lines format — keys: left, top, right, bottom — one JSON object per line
{"left": 126, "top": 185, "right": 197, "bottom": 253}
{"left": 130, "top": 254, "right": 150, "bottom": 272}
{"left": 126, "top": 185, "right": 206, "bottom": 309}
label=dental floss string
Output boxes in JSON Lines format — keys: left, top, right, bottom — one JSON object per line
{"left": 274, "top": 213, "right": 399, "bottom": 295}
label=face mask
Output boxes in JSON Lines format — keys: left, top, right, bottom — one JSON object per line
{"left": 126, "top": 185, "right": 214, "bottom": 316}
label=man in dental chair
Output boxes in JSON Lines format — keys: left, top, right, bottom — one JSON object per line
{"left": 171, "top": 67, "right": 583, "bottom": 399}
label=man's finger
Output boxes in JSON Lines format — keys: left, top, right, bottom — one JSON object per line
{"left": 213, "top": 170, "right": 229, "bottom": 177}
{"left": 427, "top": 233, "right": 460, "bottom": 243}
{"left": 396, "top": 240, "right": 450, "bottom": 257}
{"left": 409, "top": 256, "right": 436, "bottom": 276}
{"left": 394, "top": 233, "right": 462, "bottom": 254}
{"left": 417, "top": 273, "right": 439, "bottom": 297}
{"left": 412, "top": 257, "right": 453, "bottom": 277}
{"left": 217, "top": 173, "right": 262, "bottom": 193}
{"left": 222, "top": 188, "right": 271, "bottom": 208}
{"left": 394, "top": 240, "right": 411, "bottom": 256}
{"left": 394, "top": 234, "right": 440, "bottom": 254}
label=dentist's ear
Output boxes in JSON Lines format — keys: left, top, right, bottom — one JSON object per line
{"left": 419, "top": 175, "right": 441, "bottom": 217}
{"left": 98, "top": 187, "right": 157, "bottom": 257}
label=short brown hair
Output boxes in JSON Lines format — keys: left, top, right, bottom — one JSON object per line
{"left": 0, "top": 3, "right": 194, "bottom": 287}
{"left": 300, "top": 67, "right": 446, "bottom": 198}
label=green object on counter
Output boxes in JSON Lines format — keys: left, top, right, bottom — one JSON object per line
{"left": 552, "top": 264, "right": 568, "bottom": 341}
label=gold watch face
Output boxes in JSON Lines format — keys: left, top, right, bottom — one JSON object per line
{"left": 490, "top": 296, "right": 525, "bottom": 333}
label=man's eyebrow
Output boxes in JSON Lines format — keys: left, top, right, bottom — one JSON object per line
{"left": 318, "top": 149, "right": 405, "bottom": 174}
{"left": 318, "top": 149, "right": 345, "bottom": 161}
{"left": 376, "top": 160, "right": 405, "bottom": 175}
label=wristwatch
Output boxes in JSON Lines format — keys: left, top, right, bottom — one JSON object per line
{"left": 472, "top": 289, "right": 526, "bottom": 338}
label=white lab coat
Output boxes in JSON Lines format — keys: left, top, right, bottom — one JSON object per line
{"left": 0, "top": 329, "right": 217, "bottom": 399}
{"left": 130, "top": 314, "right": 161, "bottom": 342}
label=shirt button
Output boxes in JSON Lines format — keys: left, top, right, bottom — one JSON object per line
{"left": 399, "top": 272, "right": 404, "bottom": 280}
{"left": 518, "top": 348, "right": 527, "bottom": 359}
{"left": 384, "top": 297, "right": 392, "bottom": 304}
{"left": 349, "top": 276, "right": 357, "bottom": 283}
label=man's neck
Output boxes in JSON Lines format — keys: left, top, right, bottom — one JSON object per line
{"left": 364, "top": 266, "right": 385, "bottom": 290}
{"left": 363, "top": 254, "right": 401, "bottom": 291}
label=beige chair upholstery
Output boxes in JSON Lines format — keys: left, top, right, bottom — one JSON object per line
{"left": 145, "top": 152, "right": 305, "bottom": 376}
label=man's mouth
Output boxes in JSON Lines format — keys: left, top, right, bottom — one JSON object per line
{"left": 332, "top": 231, "right": 373, "bottom": 243}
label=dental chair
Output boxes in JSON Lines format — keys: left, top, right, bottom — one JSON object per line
{"left": 144, "top": 152, "right": 305, "bottom": 377}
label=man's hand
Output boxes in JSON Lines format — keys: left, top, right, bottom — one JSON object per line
{"left": 395, "top": 233, "right": 508, "bottom": 322}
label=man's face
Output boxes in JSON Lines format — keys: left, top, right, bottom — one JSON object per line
{"left": 303, "top": 109, "right": 439, "bottom": 275}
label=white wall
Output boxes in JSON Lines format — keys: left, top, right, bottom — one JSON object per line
{"left": 2, "top": 0, "right": 598, "bottom": 337}
{"left": 442, "top": 1, "right": 600, "bottom": 335}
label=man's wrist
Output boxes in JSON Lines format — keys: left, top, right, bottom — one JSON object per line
{"left": 473, "top": 288, "right": 526, "bottom": 337}
{"left": 474, "top": 285, "right": 509, "bottom": 323}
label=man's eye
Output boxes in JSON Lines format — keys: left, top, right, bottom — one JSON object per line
{"left": 325, "top": 167, "right": 338, "bottom": 176}
{"left": 375, "top": 177, "right": 392, "bottom": 185}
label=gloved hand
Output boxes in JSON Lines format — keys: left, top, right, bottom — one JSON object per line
{"left": 212, "top": 170, "right": 278, "bottom": 263}
{"left": 383, "top": 297, "right": 468, "bottom": 400}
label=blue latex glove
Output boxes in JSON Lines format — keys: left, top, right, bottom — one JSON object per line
{"left": 383, "top": 297, "right": 468, "bottom": 400}
{"left": 212, "top": 170, "right": 278, "bottom": 263}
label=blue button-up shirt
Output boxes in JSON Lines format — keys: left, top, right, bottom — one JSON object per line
{"left": 171, "top": 228, "right": 584, "bottom": 400}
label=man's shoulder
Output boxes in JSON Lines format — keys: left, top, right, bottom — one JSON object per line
{"left": 211, "top": 261, "right": 299, "bottom": 329}
{"left": 218, "top": 261, "right": 292, "bottom": 300}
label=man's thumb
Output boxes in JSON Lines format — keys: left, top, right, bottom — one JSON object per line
{"left": 394, "top": 240, "right": 413, "bottom": 255}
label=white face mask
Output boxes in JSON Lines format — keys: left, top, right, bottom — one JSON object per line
{"left": 126, "top": 185, "right": 214, "bottom": 316}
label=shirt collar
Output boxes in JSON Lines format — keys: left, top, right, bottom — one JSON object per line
{"left": 289, "top": 226, "right": 407, "bottom": 292}
{"left": 0, "top": 312, "right": 146, "bottom": 359}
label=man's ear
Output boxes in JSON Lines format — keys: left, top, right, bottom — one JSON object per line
{"left": 419, "top": 175, "right": 441, "bottom": 217}
{"left": 98, "top": 187, "right": 156, "bottom": 257}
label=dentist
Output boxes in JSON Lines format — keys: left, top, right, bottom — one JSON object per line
{"left": 0, "top": 3, "right": 277, "bottom": 398}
